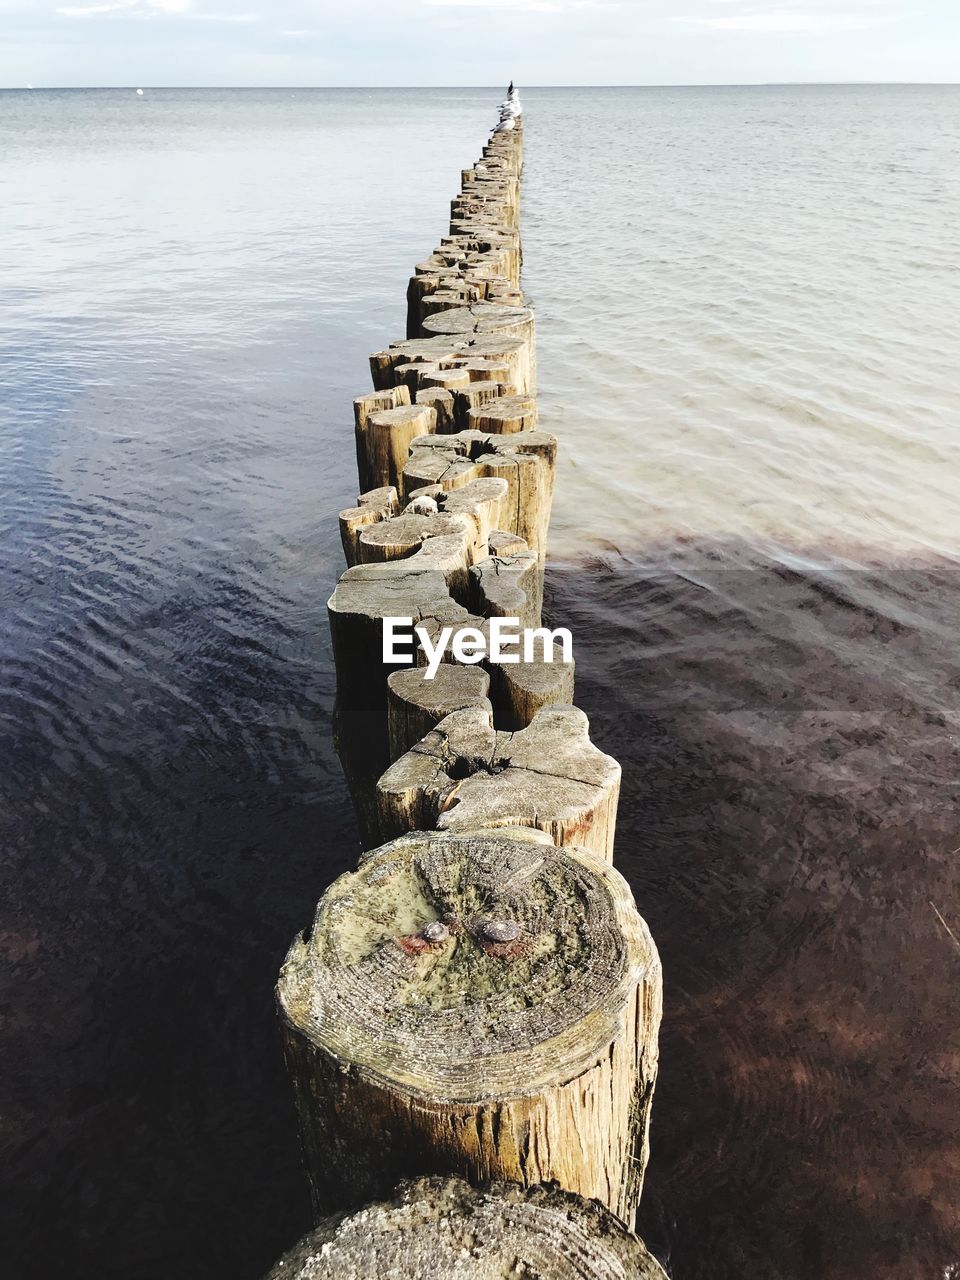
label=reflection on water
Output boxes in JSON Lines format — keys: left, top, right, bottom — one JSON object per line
{"left": 2, "top": 86, "right": 959, "bottom": 1279}
{"left": 547, "top": 552, "right": 960, "bottom": 1280}
{"left": 0, "top": 87, "right": 497, "bottom": 1280}
{"left": 524, "top": 88, "right": 960, "bottom": 1279}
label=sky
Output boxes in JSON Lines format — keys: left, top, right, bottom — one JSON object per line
{"left": 0, "top": 0, "right": 957, "bottom": 87}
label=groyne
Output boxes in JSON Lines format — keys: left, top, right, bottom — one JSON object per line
{"left": 267, "top": 91, "right": 667, "bottom": 1278}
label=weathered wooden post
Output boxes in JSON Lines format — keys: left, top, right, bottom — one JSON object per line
{"left": 269, "top": 99, "right": 669, "bottom": 1280}
{"left": 386, "top": 664, "right": 491, "bottom": 761}
{"left": 375, "top": 704, "right": 620, "bottom": 860}
{"left": 490, "top": 654, "right": 576, "bottom": 729}
{"left": 277, "top": 828, "right": 661, "bottom": 1224}
{"left": 262, "top": 1177, "right": 669, "bottom": 1280}
{"left": 360, "top": 403, "right": 437, "bottom": 492}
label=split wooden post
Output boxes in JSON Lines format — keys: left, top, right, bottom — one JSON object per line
{"left": 262, "top": 1177, "right": 669, "bottom": 1280}
{"left": 376, "top": 703, "right": 621, "bottom": 861}
{"left": 471, "top": 546, "right": 543, "bottom": 628}
{"left": 277, "top": 828, "right": 661, "bottom": 1224}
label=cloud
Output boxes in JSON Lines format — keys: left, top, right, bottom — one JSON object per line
{"left": 56, "top": 0, "right": 192, "bottom": 13}
{"left": 420, "top": 0, "right": 562, "bottom": 9}
{"left": 419, "top": 0, "right": 615, "bottom": 11}
{"left": 56, "top": 1, "right": 137, "bottom": 14}
{"left": 671, "top": 9, "right": 900, "bottom": 32}
{"left": 56, "top": 0, "right": 258, "bottom": 17}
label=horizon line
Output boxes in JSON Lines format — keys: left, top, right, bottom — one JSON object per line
{"left": 4, "top": 80, "right": 960, "bottom": 91}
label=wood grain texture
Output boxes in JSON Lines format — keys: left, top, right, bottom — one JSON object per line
{"left": 387, "top": 664, "right": 491, "bottom": 762}
{"left": 353, "top": 387, "right": 411, "bottom": 492}
{"left": 362, "top": 403, "right": 437, "bottom": 493}
{"left": 376, "top": 703, "right": 620, "bottom": 860}
{"left": 262, "top": 1177, "right": 669, "bottom": 1280}
{"left": 277, "top": 829, "right": 660, "bottom": 1222}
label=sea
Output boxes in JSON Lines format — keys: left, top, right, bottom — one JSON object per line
{"left": 1, "top": 85, "right": 959, "bottom": 1280}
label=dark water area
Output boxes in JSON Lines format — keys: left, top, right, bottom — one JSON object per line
{"left": 0, "top": 86, "right": 497, "bottom": 1280}
{"left": 0, "top": 293, "right": 359, "bottom": 1276}
{"left": 546, "top": 552, "right": 960, "bottom": 1280}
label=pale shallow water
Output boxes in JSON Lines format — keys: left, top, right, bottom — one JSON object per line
{"left": 2, "top": 87, "right": 959, "bottom": 1280}
{"left": 529, "top": 85, "right": 960, "bottom": 566}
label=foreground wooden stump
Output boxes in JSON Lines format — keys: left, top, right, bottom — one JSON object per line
{"left": 262, "top": 1176, "right": 669, "bottom": 1279}
{"left": 277, "top": 829, "right": 661, "bottom": 1223}
{"left": 376, "top": 704, "right": 620, "bottom": 861}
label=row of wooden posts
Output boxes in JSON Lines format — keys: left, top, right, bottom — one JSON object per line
{"left": 264, "top": 99, "right": 669, "bottom": 1278}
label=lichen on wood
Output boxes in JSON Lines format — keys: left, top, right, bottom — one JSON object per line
{"left": 277, "top": 829, "right": 661, "bottom": 1222}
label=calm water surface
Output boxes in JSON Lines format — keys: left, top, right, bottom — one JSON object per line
{"left": 2, "top": 87, "right": 959, "bottom": 1280}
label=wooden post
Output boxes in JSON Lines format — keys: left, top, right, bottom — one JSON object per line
{"left": 468, "top": 391, "right": 538, "bottom": 434}
{"left": 277, "top": 828, "right": 661, "bottom": 1223}
{"left": 262, "top": 1177, "right": 669, "bottom": 1280}
{"left": 361, "top": 403, "right": 437, "bottom": 492}
{"left": 471, "top": 546, "right": 543, "bottom": 628}
{"left": 489, "top": 654, "right": 576, "bottom": 730}
{"left": 376, "top": 703, "right": 621, "bottom": 861}
{"left": 414, "top": 386, "right": 456, "bottom": 433}
{"left": 386, "top": 664, "right": 491, "bottom": 761}
{"left": 452, "top": 379, "right": 506, "bottom": 429}
{"left": 353, "top": 387, "right": 411, "bottom": 492}
{"left": 338, "top": 486, "right": 399, "bottom": 567}
{"left": 476, "top": 430, "right": 557, "bottom": 555}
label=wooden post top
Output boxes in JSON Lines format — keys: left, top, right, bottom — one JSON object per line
{"left": 277, "top": 828, "right": 656, "bottom": 1106}
{"left": 262, "top": 1176, "right": 670, "bottom": 1280}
